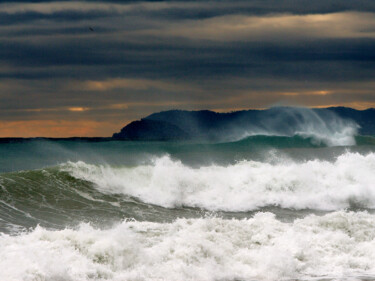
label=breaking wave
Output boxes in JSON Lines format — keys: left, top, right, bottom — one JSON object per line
{"left": 234, "top": 107, "right": 359, "bottom": 147}
{"left": 64, "top": 152, "right": 375, "bottom": 211}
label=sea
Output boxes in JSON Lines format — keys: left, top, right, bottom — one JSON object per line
{"left": 1, "top": 114, "right": 375, "bottom": 280}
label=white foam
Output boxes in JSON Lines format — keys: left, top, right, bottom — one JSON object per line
{"left": 64, "top": 152, "right": 375, "bottom": 211}
{"left": 1, "top": 211, "right": 375, "bottom": 281}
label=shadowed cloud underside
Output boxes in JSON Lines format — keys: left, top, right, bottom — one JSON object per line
{"left": 0, "top": 1, "right": 375, "bottom": 137}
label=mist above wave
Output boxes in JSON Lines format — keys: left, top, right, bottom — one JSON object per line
{"left": 64, "top": 152, "right": 375, "bottom": 211}
{"left": 115, "top": 107, "right": 360, "bottom": 146}
{"left": 236, "top": 107, "right": 359, "bottom": 146}
{"left": 1, "top": 211, "right": 375, "bottom": 281}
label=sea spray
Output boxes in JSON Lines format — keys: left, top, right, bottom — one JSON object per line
{"left": 142, "top": 107, "right": 360, "bottom": 146}
{"left": 237, "top": 107, "right": 359, "bottom": 146}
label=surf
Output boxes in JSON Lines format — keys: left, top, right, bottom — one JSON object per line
{"left": 1, "top": 211, "right": 375, "bottom": 281}
{"left": 63, "top": 152, "right": 375, "bottom": 212}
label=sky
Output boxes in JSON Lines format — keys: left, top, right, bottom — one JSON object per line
{"left": 1, "top": 0, "right": 375, "bottom": 137}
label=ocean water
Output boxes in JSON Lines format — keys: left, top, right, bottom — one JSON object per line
{"left": 1, "top": 116, "right": 375, "bottom": 280}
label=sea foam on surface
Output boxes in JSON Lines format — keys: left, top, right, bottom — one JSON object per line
{"left": 64, "top": 152, "right": 375, "bottom": 211}
{"left": 1, "top": 211, "right": 375, "bottom": 281}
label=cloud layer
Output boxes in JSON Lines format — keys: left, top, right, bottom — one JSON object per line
{"left": 0, "top": 0, "right": 375, "bottom": 136}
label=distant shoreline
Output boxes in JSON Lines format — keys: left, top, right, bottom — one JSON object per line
{"left": 2, "top": 107, "right": 375, "bottom": 140}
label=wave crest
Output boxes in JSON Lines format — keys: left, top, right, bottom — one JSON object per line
{"left": 64, "top": 152, "right": 375, "bottom": 211}
{"left": 236, "top": 107, "right": 359, "bottom": 146}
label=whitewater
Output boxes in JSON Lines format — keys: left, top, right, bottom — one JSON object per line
{"left": 1, "top": 109, "right": 375, "bottom": 281}
{"left": 2, "top": 212, "right": 375, "bottom": 281}
{"left": 64, "top": 152, "right": 375, "bottom": 211}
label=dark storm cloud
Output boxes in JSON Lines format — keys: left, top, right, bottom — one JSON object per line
{"left": 1, "top": 37, "right": 375, "bottom": 81}
{"left": 4, "top": 0, "right": 375, "bottom": 16}
{"left": 0, "top": 10, "right": 116, "bottom": 26}
{"left": 0, "top": 0, "right": 375, "bottom": 136}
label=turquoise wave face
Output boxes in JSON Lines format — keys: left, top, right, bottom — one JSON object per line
{"left": 0, "top": 167, "right": 206, "bottom": 233}
{"left": 1, "top": 135, "right": 375, "bottom": 173}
